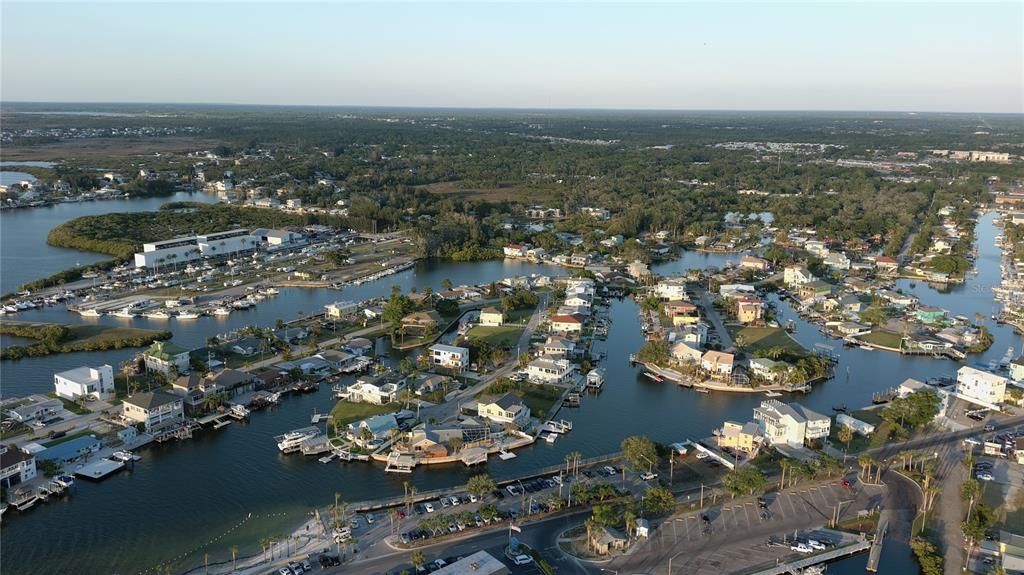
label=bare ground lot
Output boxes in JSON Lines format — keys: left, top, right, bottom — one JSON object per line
{"left": 1, "top": 137, "right": 222, "bottom": 161}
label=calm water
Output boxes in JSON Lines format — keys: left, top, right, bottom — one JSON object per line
{"left": 0, "top": 170, "right": 37, "bottom": 186}
{"left": 0, "top": 191, "right": 217, "bottom": 294}
{"left": 2, "top": 205, "right": 1011, "bottom": 574}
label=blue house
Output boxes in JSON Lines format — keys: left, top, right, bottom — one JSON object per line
{"left": 35, "top": 435, "right": 101, "bottom": 464}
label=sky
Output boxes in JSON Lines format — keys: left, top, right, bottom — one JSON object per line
{"left": 2, "top": 1, "right": 1022, "bottom": 113}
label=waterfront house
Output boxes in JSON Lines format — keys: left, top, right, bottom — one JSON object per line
{"left": 748, "top": 357, "right": 790, "bottom": 382}
{"left": 798, "top": 281, "right": 833, "bottom": 301}
{"left": 956, "top": 366, "right": 1008, "bottom": 408}
{"left": 503, "top": 244, "right": 528, "bottom": 258}
{"left": 719, "top": 284, "right": 756, "bottom": 299}
{"left": 835, "top": 322, "right": 869, "bottom": 336}
{"left": 170, "top": 372, "right": 208, "bottom": 413}
{"left": 627, "top": 260, "right": 651, "bottom": 281}
{"left": 716, "top": 421, "right": 762, "bottom": 454}
{"left": 783, "top": 265, "right": 816, "bottom": 287}
{"left": 542, "top": 336, "right": 577, "bottom": 357}
{"left": 228, "top": 337, "right": 263, "bottom": 357}
{"left": 875, "top": 256, "right": 900, "bottom": 273}
{"left": 401, "top": 310, "right": 442, "bottom": 335}
{"left": 877, "top": 289, "right": 917, "bottom": 308}
{"left": 205, "top": 369, "right": 257, "bottom": 398}
{"left": 654, "top": 279, "right": 689, "bottom": 301}
{"left": 143, "top": 341, "right": 191, "bottom": 376}
{"left": 345, "top": 337, "right": 374, "bottom": 356}
{"left": 804, "top": 240, "right": 829, "bottom": 258}
{"left": 669, "top": 323, "right": 709, "bottom": 347}
{"left": 477, "top": 393, "right": 531, "bottom": 427}
{"left": 348, "top": 414, "right": 398, "bottom": 448}
{"left": 527, "top": 358, "right": 577, "bottom": 385}
{"left": 0, "top": 447, "right": 37, "bottom": 489}
{"left": 665, "top": 301, "right": 700, "bottom": 326}
{"left": 344, "top": 373, "right": 406, "bottom": 405}
{"left": 325, "top": 300, "right": 359, "bottom": 320}
{"left": 35, "top": 435, "right": 102, "bottom": 464}
{"left": 479, "top": 307, "right": 504, "bottom": 327}
{"left": 122, "top": 391, "right": 185, "bottom": 432}
{"left": 549, "top": 314, "right": 584, "bottom": 334}
{"left": 736, "top": 298, "right": 764, "bottom": 324}
{"left": 836, "top": 413, "right": 876, "bottom": 436}
{"left": 570, "top": 252, "right": 593, "bottom": 267}
{"left": 53, "top": 364, "right": 115, "bottom": 401}
{"left": 428, "top": 344, "right": 470, "bottom": 371}
{"left": 839, "top": 295, "right": 866, "bottom": 315}
{"left": 1011, "top": 357, "right": 1024, "bottom": 382}
{"left": 317, "top": 349, "right": 354, "bottom": 369}
{"left": 671, "top": 342, "right": 703, "bottom": 364}
{"left": 701, "top": 351, "right": 735, "bottom": 376}
{"left": 739, "top": 255, "right": 770, "bottom": 272}
{"left": 753, "top": 400, "right": 830, "bottom": 446}
{"left": 915, "top": 305, "right": 947, "bottom": 325}
{"left": 2, "top": 395, "right": 63, "bottom": 424}
{"left": 823, "top": 252, "right": 851, "bottom": 271}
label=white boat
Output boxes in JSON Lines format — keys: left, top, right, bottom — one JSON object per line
{"left": 275, "top": 427, "right": 321, "bottom": 453}
{"left": 79, "top": 308, "right": 103, "bottom": 317}
{"left": 176, "top": 310, "right": 202, "bottom": 319}
{"left": 543, "top": 433, "right": 558, "bottom": 444}
{"left": 262, "top": 288, "right": 279, "bottom": 296}
{"left": 144, "top": 310, "right": 171, "bottom": 319}
{"left": 53, "top": 475, "right": 75, "bottom": 488}
{"left": 212, "top": 307, "right": 232, "bottom": 316}
{"left": 229, "top": 404, "right": 251, "bottom": 419}
{"left": 111, "top": 450, "right": 141, "bottom": 462}
{"left": 498, "top": 450, "right": 517, "bottom": 460}
{"left": 112, "top": 308, "right": 137, "bottom": 318}
{"left": 231, "top": 300, "right": 253, "bottom": 309}
{"left": 859, "top": 345, "right": 874, "bottom": 351}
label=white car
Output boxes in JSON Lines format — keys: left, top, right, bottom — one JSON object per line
{"left": 976, "top": 472, "right": 994, "bottom": 481}
{"left": 469, "top": 494, "right": 479, "bottom": 503}
{"left": 507, "top": 485, "right": 520, "bottom": 496}
{"left": 790, "top": 543, "right": 813, "bottom": 554}
{"left": 424, "top": 502, "right": 435, "bottom": 513}
{"left": 807, "top": 539, "right": 827, "bottom": 551}
{"left": 512, "top": 554, "right": 534, "bottom": 566}
{"left": 449, "top": 496, "right": 461, "bottom": 506}
{"left": 640, "top": 472, "right": 658, "bottom": 481}
{"left": 696, "top": 452, "right": 709, "bottom": 460}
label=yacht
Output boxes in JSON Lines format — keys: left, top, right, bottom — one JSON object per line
{"left": 79, "top": 308, "right": 103, "bottom": 317}
{"left": 212, "top": 307, "right": 232, "bottom": 316}
{"left": 275, "top": 427, "right": 321, "bottom": 453}
{"left": 176, "top": 310, "right": 202, "bottom": 320}
{"left": 113, "top": 308, "right": 137, "bottom": 318}
{"left": 144, "top": 310, "right": 171, "bottom": 320}
{"left": 111, "top": 450, "right": 141, "bottom": 462}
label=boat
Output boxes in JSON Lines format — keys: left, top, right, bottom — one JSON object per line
{"left": 53, "top": 475, "right": 75, "bottom": 488}
{"left": 176, "top": 310, "right": 202, "bottom": 319}
{"left": 543, "top": 433, "right": 557, "bottom": 444}
{"left": 112, "top": 308, "right": 137, "bottom": 318}
{"left": 694, "top": 387, "right": 710, "bottom": 393}
{"left": 643, "top": 371, "right": 664, "bottom": 383}
{"left": 212, "top": 307, "right": 232, "bottom": 316}
{"left": 78, "top": 308, "right": 103, "bottom": 317}
{"left": 832, "top": 404, "right": 848, "bottom": 412}
{"left": 275, "top": 427, "right": 321, "bottom": 453}
{"left": 111, "top": 450, "right": 141, "bottom": 462}
{"left": 859, "top": 345, "right": 874, "bottom": 351}
{"left": 229, "top": 404, "right": 250, "bottom": 419}
{"left": 498, "top": 450, "right": 517, "bottom": 460}
{"left": 144, "top": 310, "right": 171, "bottom": 320}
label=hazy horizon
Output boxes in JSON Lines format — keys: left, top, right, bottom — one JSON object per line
{"left": 2, "top": 2, "right": 1022, "bottom": 114}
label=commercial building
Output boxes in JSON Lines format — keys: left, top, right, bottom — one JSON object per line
{"left": 53, "top": 364, "right": 115, "bottom": 401}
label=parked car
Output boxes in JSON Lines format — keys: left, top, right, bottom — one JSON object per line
{"left": 506, "top": 485, "right": 521, "bottom": 496}
{"left": 976, "top": 472, "right": 995, "bottom": 481}
{"left": 807, "top": 539, "right": 827, "bottom": 551}
{"left": 696, "top": 452, "right": 709, "bottom": 460}
{"left": 424, "top": 502, "right": 435, "bottom": 513}
{"left": 790, "top": 543, "right": 813, "bottom": 554}
{"left": 512, "top": 554, "right": 534, "bottom": 565}
{"left": 640, "top": 472, "right": 658, "bottom": 481}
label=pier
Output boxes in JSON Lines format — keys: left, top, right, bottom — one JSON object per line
{"left": 75, "top": 458, "right": 126, "bottom": 480}
{"left": 865, "top": 516, "right": 888, "bottom": 572}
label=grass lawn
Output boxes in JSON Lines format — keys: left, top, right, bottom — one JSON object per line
{"left": 855, "top": 330, "right": 903, "bottom": 349}
{"left": 868, "top": 421, "right": 896, "bottom": 449}
{"left": 504, "top": 307, "right": 535, "bottom": 324}
{"left": 464, "top": 325, "right": 525, "bottom": 348}
{"left": 728, "top": 326, "right": 807, "bottom": 355}
{"left": 851, "top": 409, "right": 884, "bottom": 426}
{"left": 42, "top": 429, "right": 95, "bottom": 447}
{"left": 518, "top": 384, "right": 563, "bottom": 420}
{"left": 330, "top": 400, "right": 400, "bottom": 427}
{"left": 47, "top": 393, "right": 91, "bottom": 415}
{"left": 828, "top": 419, "right": 872, "bottom": 454}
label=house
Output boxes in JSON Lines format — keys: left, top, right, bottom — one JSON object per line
{"left": 413, "top": 374, "right": 449, "bottom": 396}
{"left": 753, "top": 400, "right": 831, "bottom": 446}
{"left": 285, "top": 198, "right": 302, "bottom": 209}
{"left": 527, "top": 358, "right": 577, "bottom": 385}
{"left": 121, "top": 391, "right": 185, "bottom": 432}
{"left": 719, "top": 284, "right": 756, "bottom": 299}
{"left": 401, "top": 310, "right": 442, "bottom": 335}
{"left": 477, "top": 393, "right": 531, "bottom": 427}
{"left": 671, "top": 342, "right": 703, "bottom": 364}
{"left": 836, "top": 413, "right": 876, "bottom": 436}
{"left": 503, "top": 244, "right": 528, "bottom": 258}
{"left": 716, "top": 421, "right": 762, "bottom": 454}
{"left": 798, "top": 281, "right": 833, "bottom": 301}
{"left": 635, "top": 518, "right": 650, "bottom": 538}
{"left": 479, "top": 307, "right": 504, "bottom": 327}
{"left": 748, "top": 358, "right": 790, "bottom": 382}
{"left": 2, "top": 395, "right": 63, "bottom": 423}
{"left": 664, "top": 301, "right": 700, "bottom": 326}
{"left": 1011, "top": 357, "right": 1024, "bottom": 382}
{"left": 823, "top": 252, "right": 851, "bottom": 271}
{"left": 35, "top": 435, "right": 102, "bottom": 464}
{"left": 344, "top": 373, "right": 406, "bottom": 405}
{"left": 804, "top": 240, "right": 829, "bottom": 258}
{"left": 429, "top": 344, "right": 469, "bottom": 370}
{"left": 739, "top": 255, "right": 770, "bottom": 271}
{"left": 142, "top": 341, "right": 191, "bottom": 376}
{"left": 654, "top": 279, "right": 689, "bottom": 301}
{"left": 670, "top": 323, "right": 709, "bottom": 347}
{"left": 0, "top": 446, "right": 37, "bottom": 489}
{"left": 701, "top": 351, "right": 735, "bottom": 376}
{"left": 549, "top": 314, "right": 583, "bottom": 334}
{"left": 736, "top": 298, "right": 764, "bottom": 324}
{"left": 317, "top": 349, "right": 354, "bottom": 369}
{"left": 835, "top": 321, "right": 868, "bottom": 336}
{"left": 783, "top": 266, "right": 816, "bottom": 287}
{"left": 54, "top": 364, "right": 115, "bottom": 401}
{"left": 915, "top": 306, "right": 947, "bottom": 325}
{"left": 600, "top": 235, "right": 624, "bottom": 248}
{"left": 839, "top": 295, "right": 865, "bottom": 314}
{"left": 543, "top": 336, "right": 577, "bottom": 357}
{"left": 325, "top": 300, "right": 359, "bottom": 320}
{"left": 579, "top": 206, "right": 610, "bottom": 220}
{"left": 956, "top": 366, "right": 1008, "bottom": 407}
{"left": 204, "top": 369, "right": 258, "bottom": 398}
{"left": 875, "top": 256, "right": 900, "bottom": 272}
{"left": 627, "top": 260, "right": 651, "bottom": 280}
{"left": 877, "top": 289, "right": 917, "bottom": 308}
{"left": 348, "top": 414, "right": 398, "bottom": 448}
{"left": 170, "top": 372, "right": 208, "bottom": 413}
{"left": 345, "top": 337, "right": 374, "bottom": 356}
{"left": 589, "top": 526, "right": 629, "bottom": 556}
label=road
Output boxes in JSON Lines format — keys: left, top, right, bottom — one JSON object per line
{"left": 696, "top": 288, "right": 734, "bottom": 349}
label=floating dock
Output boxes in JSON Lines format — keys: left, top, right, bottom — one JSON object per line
{"left": 75, "top": 458, "right": 126, "bottom": 480}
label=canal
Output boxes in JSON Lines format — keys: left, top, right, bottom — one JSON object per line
{"left": 1, "top": 203, "right": 1014, "bottom": 574}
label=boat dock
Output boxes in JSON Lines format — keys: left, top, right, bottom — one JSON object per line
{"left": 75, "top": 458, "right": 126, "bottom": 480}
{"left": 748, "top": 536, "right": 871, "bottom": 575}
{"left": 865, "top": 516, "right": 888, "bottom": 572}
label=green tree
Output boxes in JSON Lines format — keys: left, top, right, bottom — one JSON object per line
{"left": 722, "top": 466, "right": 768, "bottom": 497}
{"left": 643, "top": 485, "right": 675, "bottom": 515}
{"left": 467, "top": 474, "right": 496, "bottom": 498}
{"left": 621, "top": 435, "right": 657, "bottom": 471}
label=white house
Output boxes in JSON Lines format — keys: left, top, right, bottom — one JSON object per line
{"left": 823, "top": 252, "right": 851, "bottom": 271}
{"left": 1010, "top": 357, "right": 1024, "bottom": 382}
{"left": 783, "top": 266, "right": 816, "bottom": 287}
{"left": 748, "top": 358, "right": 790, "bottom": 382}
{"left": 479, "top": 307, "right": 504, "bottom": 327}
{"left": 344, "top": 374, "right": 405, "bottom": 405}
{"left": 428, "top": 344, "right": 469, "bottom": 370}
{"left": 836, "top": 413, "right": 876, "bottom": 436}
{"left": 503, "top": 244, "right": 528, "bottom": 258}
{"left": 669, "top": 323, "right": 708, "bottom": 347}
{"left": 527, "top": 358, "right": 577, "bottom": 385}
{"left": 142, "top": 341, "right": 191, "bottom": 376}
{"left": 753, "top": 400, "right": 830, "bottom": 446}
{"left": 121, "top": 391, "right": 185, "bottom": 432}
{"left": 0, "top": 447, "right": 36, "bottom": 489}
{"left": 956, "top": 366, "right": 1008, "bottom": 407}
{"left": 54, "top": 364, "right": 115, "bottom": 401}
{"left": 654, "top": 280, "right": 689, "bottom": 301}
{"left": 477, "top": 393, "right": 531, "bottom": 427}
{"left": 701, "top": 351, "right": 735, "bottom": 376}
{"left": 542, "top": 336, "right": 577, "bottom": 357}
{"left": 348, "top": 414, "right": 399, "bottom": 448}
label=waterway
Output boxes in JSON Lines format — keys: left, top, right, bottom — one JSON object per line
{"left": 0, "top": 170, "right": 37, "bottom": 186}
{"left": 0, "top": 190, "right": 217, "bottom": 295}
{"left": 0, "top": 206, "right": 1013, "bottom": 574}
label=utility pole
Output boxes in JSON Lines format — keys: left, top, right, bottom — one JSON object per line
{"left": 700, "top": 483, "right": 705, "bottom": 508}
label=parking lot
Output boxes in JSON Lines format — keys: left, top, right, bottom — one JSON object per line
{"left": 614, "top": 480, "right": 884, "bottom": 575}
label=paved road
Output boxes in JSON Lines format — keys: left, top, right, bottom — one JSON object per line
{"left": 696, "top": 288, "right": 734, "bottom": 349}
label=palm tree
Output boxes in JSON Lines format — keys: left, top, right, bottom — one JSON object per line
{"left": 837, "top": 426, "right": 854, "bottom": 460}
{"left": 411, "top": 550, "right": 426, "bottom": 571}
{"left": 260, "top": 537, "right": 270, "bottom": 561}
{"left": 858, "top": 454, "right": 872, "bottom": 481}
{"left": 230, "top": 545, "right": 238, "bottom": 573}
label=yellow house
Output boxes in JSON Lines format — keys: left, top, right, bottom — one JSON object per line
{"left": 716, "top": 421, "right": 761, "bottom": 454}
{"left": 736, "top": 298, "right": 764, "bottom": 324}
{"left": 479, "top": 307, "right": 504, "bottom": 327}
